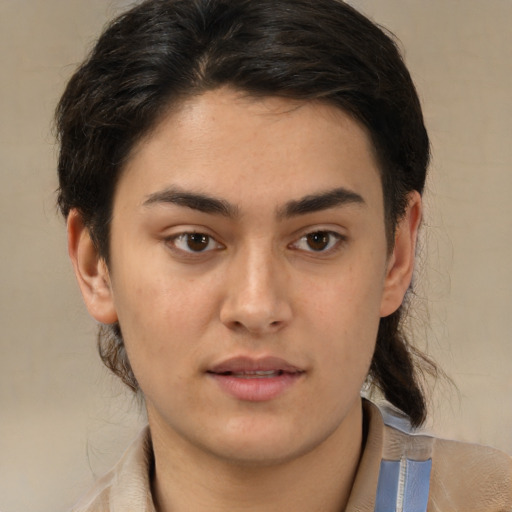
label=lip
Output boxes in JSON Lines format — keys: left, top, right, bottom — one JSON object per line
{"left": 206, "top": 356, "right": 305, "bottom": 402}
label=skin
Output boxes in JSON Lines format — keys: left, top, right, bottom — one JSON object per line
{"left": 68, "top": 88, "right": 421, "bottom": 512}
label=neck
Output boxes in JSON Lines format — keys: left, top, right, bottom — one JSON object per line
{"left": 149, "top": 399, "right": 364, "bottom": 512}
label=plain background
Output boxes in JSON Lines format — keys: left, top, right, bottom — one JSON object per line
{"left": 0, "top": 1, "right": 511, "bottom": 511}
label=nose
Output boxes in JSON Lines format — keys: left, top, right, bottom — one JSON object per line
{"left": 219, "top": 244, "right": 293, "bottom": 335}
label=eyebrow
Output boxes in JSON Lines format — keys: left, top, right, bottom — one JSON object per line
{"left": 143, "top": 187, "right": 239, "bottom": 218}
{"left": 143, "top": 186, "right": 365, "bottom": 218}
{"left": 278, "top": 187, "right": 365, "bottom": 218}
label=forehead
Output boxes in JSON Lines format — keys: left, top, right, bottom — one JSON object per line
{"left": 118, "top": 88, "right": 383, "bottom": 214}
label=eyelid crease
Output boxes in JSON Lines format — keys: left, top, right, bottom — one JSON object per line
{"left": 165, "top": 231, "right": 226, "bottom": 256}
{"left": 289, "top": 229, "right": 348, "bottom": 255}
{"left": 161, "top": 225, "right": 347, "bottom": 261}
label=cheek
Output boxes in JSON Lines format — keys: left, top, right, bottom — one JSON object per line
{"left": 299, "top": 261, "right": 385, "bottom": 367}
{"left": 112, "top": 243, "right": 218, "bottom": 327}
{"left": 109, "top": 257, "right": 220, "bottom": 380}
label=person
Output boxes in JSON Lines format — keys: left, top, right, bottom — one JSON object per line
{"left": 55, "top": 0, "right": 512, "bottom": 510}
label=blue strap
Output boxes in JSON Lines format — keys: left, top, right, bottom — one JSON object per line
{"left": 375, "top": 458, "right": 432, "bottom": 512}
{"left": 402, "top": 459, "right": 432, "bottom": 512}
{"left": 375, "top": 460, "right": 401, "bottom": 512}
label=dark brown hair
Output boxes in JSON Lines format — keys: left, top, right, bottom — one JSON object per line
{"left": 57, "top": 0, "right": 434, "bottom": 426}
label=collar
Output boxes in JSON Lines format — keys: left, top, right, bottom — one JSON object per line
{"left": 73, "top": 400, "right": 433, "bottom": 512}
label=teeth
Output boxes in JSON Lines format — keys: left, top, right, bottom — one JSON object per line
{"left": 230, "top": 370, "right": 281, "bottom": 378}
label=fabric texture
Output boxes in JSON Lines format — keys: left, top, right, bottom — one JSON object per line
{"left": 71, "top": 400, "right": 512, "bottom": 512}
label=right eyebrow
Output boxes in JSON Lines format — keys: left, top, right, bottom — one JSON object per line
{"left": 142, "top": 187, "right": 239, "bottom": 218}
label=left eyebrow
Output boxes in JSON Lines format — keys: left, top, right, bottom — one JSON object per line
{"left": 278, "top": 187, "right": 366, "bottom": 218}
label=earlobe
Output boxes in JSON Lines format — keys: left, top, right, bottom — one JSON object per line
{"left": 67, "top": 209, "right": 118, "bottom": 324}
{"left": 380, "top": 191, "right": 422, "bottom": 318}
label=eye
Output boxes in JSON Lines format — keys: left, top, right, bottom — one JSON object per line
{"left": 168, "top": 232, "right": 224, "bottom": 253}
{"left": 291, "top": 230, "right": 344, "bottom": 253}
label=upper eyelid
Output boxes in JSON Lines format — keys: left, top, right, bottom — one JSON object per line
{"left": 291, "top": 226, "right": 347, "bottom": 240}
{"left": 293, "top": 230, "right": 344, "bottom": 242}
{"left": 162, "top": 226, "right": 347, "bottom": 245}
{"left": 163, "top": 226, "right": 221, "bottom": 241}
{"left": 165, "top": 231, "right": 225, "bottom": 254}
{"left": 289, "top": 229, "right": 347, "bottom": 252}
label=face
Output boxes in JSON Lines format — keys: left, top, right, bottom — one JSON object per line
{"left": 71, "top": 88, "right": 418, "bottom": 466}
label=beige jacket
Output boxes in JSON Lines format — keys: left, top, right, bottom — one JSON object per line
{"left": 72, "top": 401, "right": 512, "bottom": 511}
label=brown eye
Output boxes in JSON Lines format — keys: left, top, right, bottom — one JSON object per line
{"left": 306, "top": 232, "right": 330, "bottom": 251}
{"left": 186, "top": 233, "right": 210, "bottom": 252}
{"left": 170, "top": 232, "right": 223, "bottom": 254}
{"left": 291, "top": 230, "right": 344, "bottom": 254}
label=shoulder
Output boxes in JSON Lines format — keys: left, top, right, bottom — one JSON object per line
{"left": 71, "top": 427, "right": 155, "bottom": 512}
{"left": 429, "top": 436, "right": 512, "bottom": 511}
{"left": 372, "top": 401, "right": 512, "bottom": 512}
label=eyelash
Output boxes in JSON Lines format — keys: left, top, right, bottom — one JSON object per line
{"left": 165, "top": 232, "right": 225, "bottom": 256}
{"left": 164, "top": 229, "right": 346, "bottom": 258}
{"left": 289, "top": 230, "right": 346, "bottom": 255}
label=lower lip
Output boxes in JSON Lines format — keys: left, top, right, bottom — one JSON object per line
{"left": 208, "top": 372, "right": 303, "bottom": 402}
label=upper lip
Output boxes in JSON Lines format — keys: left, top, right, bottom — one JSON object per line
{"left": 207, "top": 356, "right": 305, "bottom": 375}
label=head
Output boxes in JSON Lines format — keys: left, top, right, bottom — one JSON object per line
{"left": 57, "top": 0, "right": 431, "bottom": 427}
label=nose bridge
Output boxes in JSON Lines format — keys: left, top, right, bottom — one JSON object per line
{"left": 220, "top": 237, "right": 291, "bottom": 333}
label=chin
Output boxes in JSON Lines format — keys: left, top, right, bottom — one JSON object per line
{"left": 200, "top": 416, "right": 332, "bottom": 467}
{"left": 207, "top": 440, "right": 312, "bottom": 468}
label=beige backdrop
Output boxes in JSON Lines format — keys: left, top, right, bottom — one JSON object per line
{"left": 1, "top": 1, "right": 511, "bottom": 511}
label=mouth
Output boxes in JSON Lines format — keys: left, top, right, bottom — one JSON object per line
{"left": 213, "top": 369, "right": 289, "bottom": 379}
{"left": 206, "top": 356, "right": 305, "bottom": 401}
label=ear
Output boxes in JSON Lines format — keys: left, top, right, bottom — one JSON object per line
{"left": 379, "top": 191, "right": 422, "bottom": 317}
{"left": 67, "top": 209, "right": 118, "bottom": 324}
